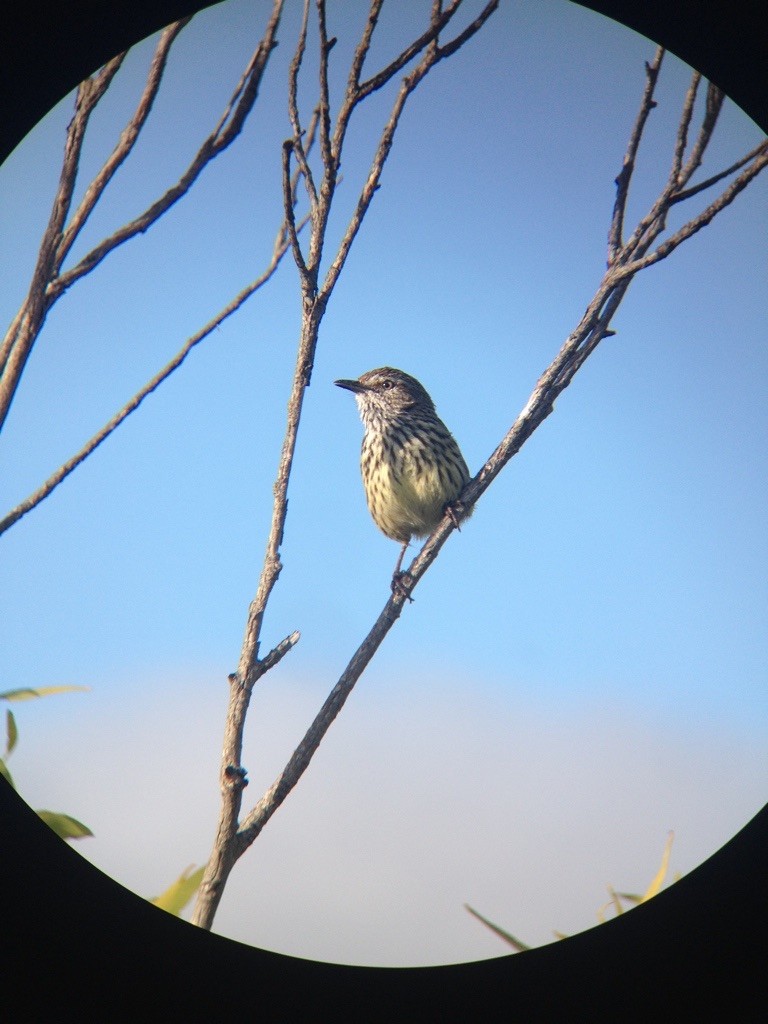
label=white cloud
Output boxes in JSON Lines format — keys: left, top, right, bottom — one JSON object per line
{"left": 12, "top": 667, "right": 766, "bottom": 966}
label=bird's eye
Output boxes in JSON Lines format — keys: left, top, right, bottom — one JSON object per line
{"left": 381, "top": 379, "right": 392, "bottom": 390}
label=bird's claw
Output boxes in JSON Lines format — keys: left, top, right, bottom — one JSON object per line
{"left": 391, "top": 570, "right": 415, "bottom": 602}
{"left": 445, "top": 500, "right": 464, "bottom": 530}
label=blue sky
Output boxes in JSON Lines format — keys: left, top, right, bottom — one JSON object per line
{"left": 1, "top": 0, "right": 766, "bottom": 965}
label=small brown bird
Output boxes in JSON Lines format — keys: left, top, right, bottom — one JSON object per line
{"left": 335, "top": 367, "right": 471, "bottom": 587}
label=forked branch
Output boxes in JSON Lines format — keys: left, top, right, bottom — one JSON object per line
{"left": 194, "top": 36, "right": 766, "bottom": 932}
{"left": 0, "top": 1, "right": 290, "bottom": 536}
{"left": 0, "top": 1, "right": 284, "bottom": 435}
{"left": 0, "top": 209, "right": 309, "bottom": 538}
{"left": 192, "top": 0, "right": 500, "bottom": 931}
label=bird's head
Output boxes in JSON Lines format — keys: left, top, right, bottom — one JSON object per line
{"left": 335, "top": 367, "right": 436, "bottom": 426}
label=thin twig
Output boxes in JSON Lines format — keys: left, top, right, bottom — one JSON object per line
{"left": 228, "top": 39, "right": 766, "bottom": 889}
{"left": 0, "top": 215, "right": 308, "bottom": 538}
{"left": 617, "top": 145, "right": 768, "bottom": 275}
{"left": 607, "top": 47, "right": 664, "bottom": 265}
{"left": 54, "top": 20, "right": 191, "bottom": 272}
{"left": 287, "top": 0, "right": 317, "bottom": 213}
{"left": 346, "top": 0, "right": 384, "bottom": 93}
{"left": 0, "top": 2, "right": 284, "bottom": 437}
{"left": 0, "top": 54, "right": 127, "bottom": 425}
{"left": 282, "top": 141, "right": 311, "bottom": 285}
{"left": 618, "top": 79, "right": 728, "bottom": 268}
{"left": 676, "top": 82, "right": 725, "bottom": 188}
{"left": 315, "top": 0, "right": 335, "bottom": 174}
{"left": 354, "top": 0, "right": 463, "bottom": 102}
{"left": 192, "top": 0, "right": 501, "bottom": 931}
{"left": 670, "top": 139, "right": 768, "bottom": 204}
{"left": 48, "top": 5, "right": 284, "bottom": 298}
{"left": 319, "top": 0, "right": 499, "bottom": 303}
{"left": 670, "top": 71, "right": 701, "bottom": 185}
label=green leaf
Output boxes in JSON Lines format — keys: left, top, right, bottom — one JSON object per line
{"left": 36, "top": 810, "right": 93, "bottom": 840}
{"left": 0, "top": 756, "right": 16, "bottom": 789}
{"left": 642, "top": 831, "right": 674, "bottom": 901}
{"left": 609, "top": 885, "right": 624, "bottom": 916}
{"left": 614, "top": 891, "right": 643, "bottom": 905}
{"left": 464, "top": 903, "right": 531, "bottom": 952}
{"left": 5, "top": 708, "right": 18, "bottom": 757}
{"left": 597, "top": 885, "right": 625, "bottom": 923}
{"left": 0, "top": 685, "right": 90, "bottom": 702}
{"left": 150, "top": 865, "right": 206, "bottom": 917}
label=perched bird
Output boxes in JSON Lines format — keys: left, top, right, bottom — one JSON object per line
{"left": 335, "top": 367, "right": 471, "bottom": 587}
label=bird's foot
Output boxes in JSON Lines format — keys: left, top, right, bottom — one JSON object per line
{"left": 391, "top": 570, "right": 415, "bottom": 602}
{"left": 445, "top": 499, "right": 466, "bottom": 530}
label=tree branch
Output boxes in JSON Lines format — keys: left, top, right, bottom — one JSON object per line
{"left": 48, "top": 4, "right": 284, "bottom": 299}
{"left": 0, "top": 215, "right": 307, "bottom": 539}
{"left": 54, "top": 20, "right": 190, "bottom": 273}
{"left": 346, "top": 0, "right": 384, "bottom": 94}
{"left": 282, "top": 140, "right": 312, "bottom": 287}
{"left": 607, "top": 47, "right": 664, "bottom": 266}
{"left": 287, "top": 0, "right": 318, "bottom": 216}
{"left": 618, "top": 145, "right": 768, "bottom": 275}
{"left": 354, "top": 0, "right": 463, "bottom": 102}
{"left": 315, "top": 0, "right": 335, "bottom": 175}
{"left": 676, "top": 81, "right": 725, "bottom": 189}
{"left": 0, "top": 94, "right": 319, "bottom": 542}
{"left": 195, "top": 34, "right": 766, "bottom": 933}
{"left": 0, "top": 53, "right": 127, "bottom": 424}
{"left": 670, "top": 70, "right": 700, "bottom": 185}
{"left": 192, "top": 0, "right": 501, "bottom": 932}
{"left": 319, "top": 0, "right": 499, "bottom": 303}
{"left": 670, "top": 139, "right": 768, "bottom": 204}
{"left": 0, "top": 2, "right": 284, "bottom": 436}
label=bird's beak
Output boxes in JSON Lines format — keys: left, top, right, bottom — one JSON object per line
{"left": 335, "top": 378, "right": 365, "bottom": 393}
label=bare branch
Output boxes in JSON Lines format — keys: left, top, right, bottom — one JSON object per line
{"left": 260, "top": 630, "right": 301, "bottom": 674}
{"left": 282, "top": 141, "right": 312, "bottom": 288}
{"left": 287, "top": 0, "right": 318, "bottom": 213}
{"left": 315, "top": 0, "right": 335, "bottom": 173}
{"left": 48, "top": 5, "right": 284, "bottom": 299}
{"left": 433, "top": 0, "right": 500, "bottom": 60}
{"left": 619, "top": 88, "right": 730, "bottom": 267}
{"left": 192, "top": 0, "right": 501, "bottom": 932}
{"left": 354, "top": 0, "right": 464, "bottom": 102}
{"left": 676, "top": 82, "right": 726, "bottom": 188}
{"left": 319, "top": 58, "right": 429, "bottom": 302}
{"left": 346, "top": 0, "right": 385, "bottom": 93}
{"left": 319, "top": 0, "right": 499, "bottom": 303}
{"left": 0, "top": 54, "right": 128, "bottom": 381}
{"left": 54, "top": 20, "right": 190, "bottom": 272}
{"left": 617, "top": 145, "right": 768, "bottom": 276}
{"left": 191, "top": 301, "right": 325, "bottom": 932}
{"left": 1, "top": 87, "right": 318, "bottom": 540}
{"left": 0, "top": 54, "right": 127, "bottom": 424}
{"left": 0, "top": 216, "right": 307, "bottom": 538}
{"left": 670, "top": 139, "right": 768, "bottom": 204}
{"left": 670, "top": 71, "right": 701, "bottom": 185}
{"left": 0, "top": 3, "right": 284, "bottom": 437}
{"left": 608, "top": 47, "right": 664, "bottom": 265}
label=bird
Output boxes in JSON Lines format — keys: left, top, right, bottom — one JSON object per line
{"left": 335, "top": 366, "right": 471, "bottom": 590}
